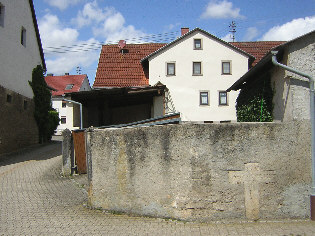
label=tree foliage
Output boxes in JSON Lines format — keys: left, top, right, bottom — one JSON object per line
{"left": 236, "top": 76, "right": 273, "bottom": 122}
{"left": 29, "top": 65, "right": 60, "bottom": 142}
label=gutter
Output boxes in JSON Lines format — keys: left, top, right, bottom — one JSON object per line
{"left": 271, "top": 51, "right": 315, "bottom": 220}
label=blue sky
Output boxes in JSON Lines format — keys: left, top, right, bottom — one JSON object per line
{"left": 33, "top": 0, "right": 315, "bottom": 85}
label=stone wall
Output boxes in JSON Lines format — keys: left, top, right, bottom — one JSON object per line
{"left": 86, "top": 121, "right": 311, "bottom": 222}
{"left": 0, "top": 85, "right": 39, "bottom": 156}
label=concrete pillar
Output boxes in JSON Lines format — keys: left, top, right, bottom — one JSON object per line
{"left": 62, "top": 129, "right": 73, "bottom": 176}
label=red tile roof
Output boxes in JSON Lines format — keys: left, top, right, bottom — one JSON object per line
{"left": 45, "top": 74, "right": 88, "bottom": 96}
{"left": 94, "top": 43, "right": 166, "bottom": 88}
{"left": 231, "top": 41, "right": 285, "bottom": 66}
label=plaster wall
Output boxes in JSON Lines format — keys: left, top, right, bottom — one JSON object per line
{"left": 148, "top": 31, "right": 249, "bottom": 122}
{"left": 0, "top": 0, "right": 43, "bottom": 98}
{"left": 87, "top": 121, "right": 311, "bottom": 222}
{"left": 273, "top": 33, "right": 315, "bottom": 121}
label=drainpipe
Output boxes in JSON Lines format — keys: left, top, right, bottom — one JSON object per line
{"left": 62, "top": 98, "right": 83, "bottom": 129}
{"left": 271, "top": 51, "right": 315, "bottom": 220}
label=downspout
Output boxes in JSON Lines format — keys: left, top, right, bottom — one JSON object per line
{"left": 62, "top": 98, "right": 83, "bottom": 129}
{"left": 271, "top": 51, "right": 315, "bottom": 220}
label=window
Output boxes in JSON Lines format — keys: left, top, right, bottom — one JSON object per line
{"left": 21, "top": 27, "right": 26, "bottom": 46}
{"left": 0, "top": 3, "right": 4, "bottom": 27}
{"left": 23, "top": 100, "right": 28, "bottom": 110}
{"left": 65, "top": 84, "right": 74, "bottom": 90}
{"left": 6, "top": 94, "right": 12, "bottom": 103}
{"left": 193, "top": 62, "right": 202, "bottom": 75}
{"left": 62, "top": 101, "right": 66, "bottom": 108}
{"left": 219, "top": 91, "right": 228, "bottom": 105}
{"left": 194, "top": 39, "right": 202, "bottom": 50}
{"left": 200, "top": 92, "right": 209, "bottom": 105}
{"left": 166, "top": 62, "right": 175, "bottom": 76}
{"left": 222, "top": 61, "right": 231, "bottom": 74}
{"left": 61, "top": 116, "right": 66, "bottom": 124}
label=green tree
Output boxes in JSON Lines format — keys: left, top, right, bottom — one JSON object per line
{"left": 29, "top": 65, "right": 60, "bottom": 142}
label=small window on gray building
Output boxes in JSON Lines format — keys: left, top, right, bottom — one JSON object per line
{"left": 61, "top": 116, "right": 66, "bottom": 124}
{"left": 166, "top": 62, "right": 175, "bottom": 76}
{"left": 23, "top": 100, "right": 28, "bottom": 110}
{"left": 6, "top": 94, "right": 12, "bottom": 103}
{"left": 21, "top": 27, "right": 26, "bottom": 46}
{"left": 193, "top": 62, "right": 202, "bottom": 75}
{"left": 222, "top": 61, "right": 231, "bottom": 74}
{"left": 194, "top": 39, "right": 202, "bottom": 50}
{"left": 0, "top": 3, "right": 5, "bottom": 27}
{"left": 65, "top": 84, "right": 74, "bottom": 90}
{"left": 219, "top": 91, "right": 228, "bottom": 105}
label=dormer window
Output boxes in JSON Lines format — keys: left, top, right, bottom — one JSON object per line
{"left": 0, "top": 3, "right": 4, "bottom": 27}
{"left": 194, "top": 39, "right": 202, "bottom": 50}
{"left": 65, "top": 84, "right": 74, "bottom": 90}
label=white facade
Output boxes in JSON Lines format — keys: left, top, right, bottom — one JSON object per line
{"left": 148, "top": 30, "right": 250, "bottom": 122}
{"left": 0, "top": 0, "right": 44, "bottom": 98}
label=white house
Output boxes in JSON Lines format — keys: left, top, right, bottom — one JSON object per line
{"left": 45, "top": 74, "right": 91, "bottom": 134}
{"left": 0, "top": 0, "right": 45, "bottom": 154}
{"left": 142, "top": 28, "right": 255, "bottom": 122}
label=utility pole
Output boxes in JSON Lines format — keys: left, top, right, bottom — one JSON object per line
{"left": 229, "top": 21, "right": 236, "bottom": 42}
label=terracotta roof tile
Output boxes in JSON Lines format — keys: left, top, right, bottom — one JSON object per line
{"left": 45, "top": 74, "right": 88, "bottom": 96}
{"left": 231, "top": 41, "right": 285, "bottom": 66}
{"left": 93, "top": 43, "right": 166, "bottom": 88}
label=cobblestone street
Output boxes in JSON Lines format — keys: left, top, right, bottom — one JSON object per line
{"left": 1, "top": 140, "right": 315, "bottom": 235}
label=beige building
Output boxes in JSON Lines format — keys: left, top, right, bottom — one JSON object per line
{"left": 142, "top": 28, "right": 254, "bottom": 122}
{"left": 0, "top": 0, "right": 45, "bottom": 155}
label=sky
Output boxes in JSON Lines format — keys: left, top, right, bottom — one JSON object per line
{"left": 33, "top": 0, "right": 315, "bottom": 86}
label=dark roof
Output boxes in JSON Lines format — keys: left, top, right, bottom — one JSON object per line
{"left": 231, "top": 41, "right": 285, "bottom": 66}
{"left": 227, "top": 30, "right": 315, "bottom": 92}
{"left": 45, "top": 74, "right": 88, "bottom": 96}
{"left": 28, "top": 0, "right": 46, "bottom": 70}
{"left": 94, "top": 43, "right": 166, "bottom": 88}
{"left": 141, "top": 28, "right": 255, "bottom": 64}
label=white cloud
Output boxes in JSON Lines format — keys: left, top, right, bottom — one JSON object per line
{"left": 39, "top": 13, "right": 100, "bottom": 75}
{"left": 45, "top": 0, "right": 82, "bottom": 11}
{"left": 243, "top": 27, "right": 258, "bottom": 41}
{"left": 201, "top": 0, "right": 245, "bottom": 19}
{"left": 221, "top": 33, "right": 233, "bottom": 42}
{"left": 261, "top": 16, "right": 315, "bottom": 41}
{"left": 72, "top": 1, "right": 146, "bottom": 43}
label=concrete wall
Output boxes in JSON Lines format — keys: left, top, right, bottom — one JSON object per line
{"left": 0, "top": 85, "right": 39, "bottom": 155}
{"left": 149, "top": 30, "right": 249, "bottom": 122}
{"left": 272, "top": 32, "right": 315, "bottom": 122}
{"left": 87, "top": 121, "right": 311, "bottom": 222}
{"left": 0, "top": 0, "right": 43, "bottom": 99}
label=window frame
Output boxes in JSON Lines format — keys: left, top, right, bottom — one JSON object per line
{"left": 200, "top": 91, "right": 209, "bottom": 106}
{"left": 219, "top": 91, "right": 228, "bottom": 106}
{"left": 166, "top": 62, "right": 176, "bottom": 76}
{"left": 62, "top": 101, "right": 67, "bottom": 108}
{"left": 21, "top": 27, "right": 26, "bottom": 46}
{"left": 193, "top": 62, "right": 202, "bottom": 76}
{"left": 61, "top": 116, "right": 67, "bottom": 124}
{"left": 222, "top": 61, "right": 232, "bottom": 75}
{"left": 65, "top": 84, "right": 74, "bottom": 90}
{"left": 194, "top": 38, "right": 202, "bottom": 50}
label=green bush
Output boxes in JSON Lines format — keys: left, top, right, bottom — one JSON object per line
{"left": 29, "top": 65, "right": 60, "bottom": 142}
{"left": 236, "top": 77, "right": 273, "bottom": 122}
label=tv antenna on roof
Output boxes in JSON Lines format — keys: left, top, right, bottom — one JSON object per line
{"left": 76, "top": 66, "right": 81, "bottom": 75}
{"left": 229, "top": 21, "right": 236, "bottom": 42}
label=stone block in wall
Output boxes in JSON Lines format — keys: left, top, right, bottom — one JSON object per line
{"left": 62, "top": 129, "right": 73, "bottom": 176}
{"left": 86, "top": 121, "right": 311, "bottom": 222}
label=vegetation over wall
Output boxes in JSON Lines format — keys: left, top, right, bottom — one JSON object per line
{"left": 236, "top": 76, "right": 273, "bottom": 122}
{"left": 29, "top": 65, "right": 59, "bottom": 143}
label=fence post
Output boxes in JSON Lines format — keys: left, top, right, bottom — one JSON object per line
{"left": 62, "top": 129, "right": 73, "bottom": 176}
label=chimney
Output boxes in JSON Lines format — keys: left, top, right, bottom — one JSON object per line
{"left": 47, "top": 73, "right": 53, "bottom": 76}
{"left": 181, "top": 27, "right": 189, "bottom": 36}
{"left": 65, "top": 73, "right": 69, "bottom": 75}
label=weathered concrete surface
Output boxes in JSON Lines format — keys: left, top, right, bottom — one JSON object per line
{"left": 87, "top": 121, "right": 311, "bottom": 222}
{"left": 62, "top": 129, "right": 72, "bottom": 176}
{"left": 2, "top": 141, "right": 315, "bottom": 235}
